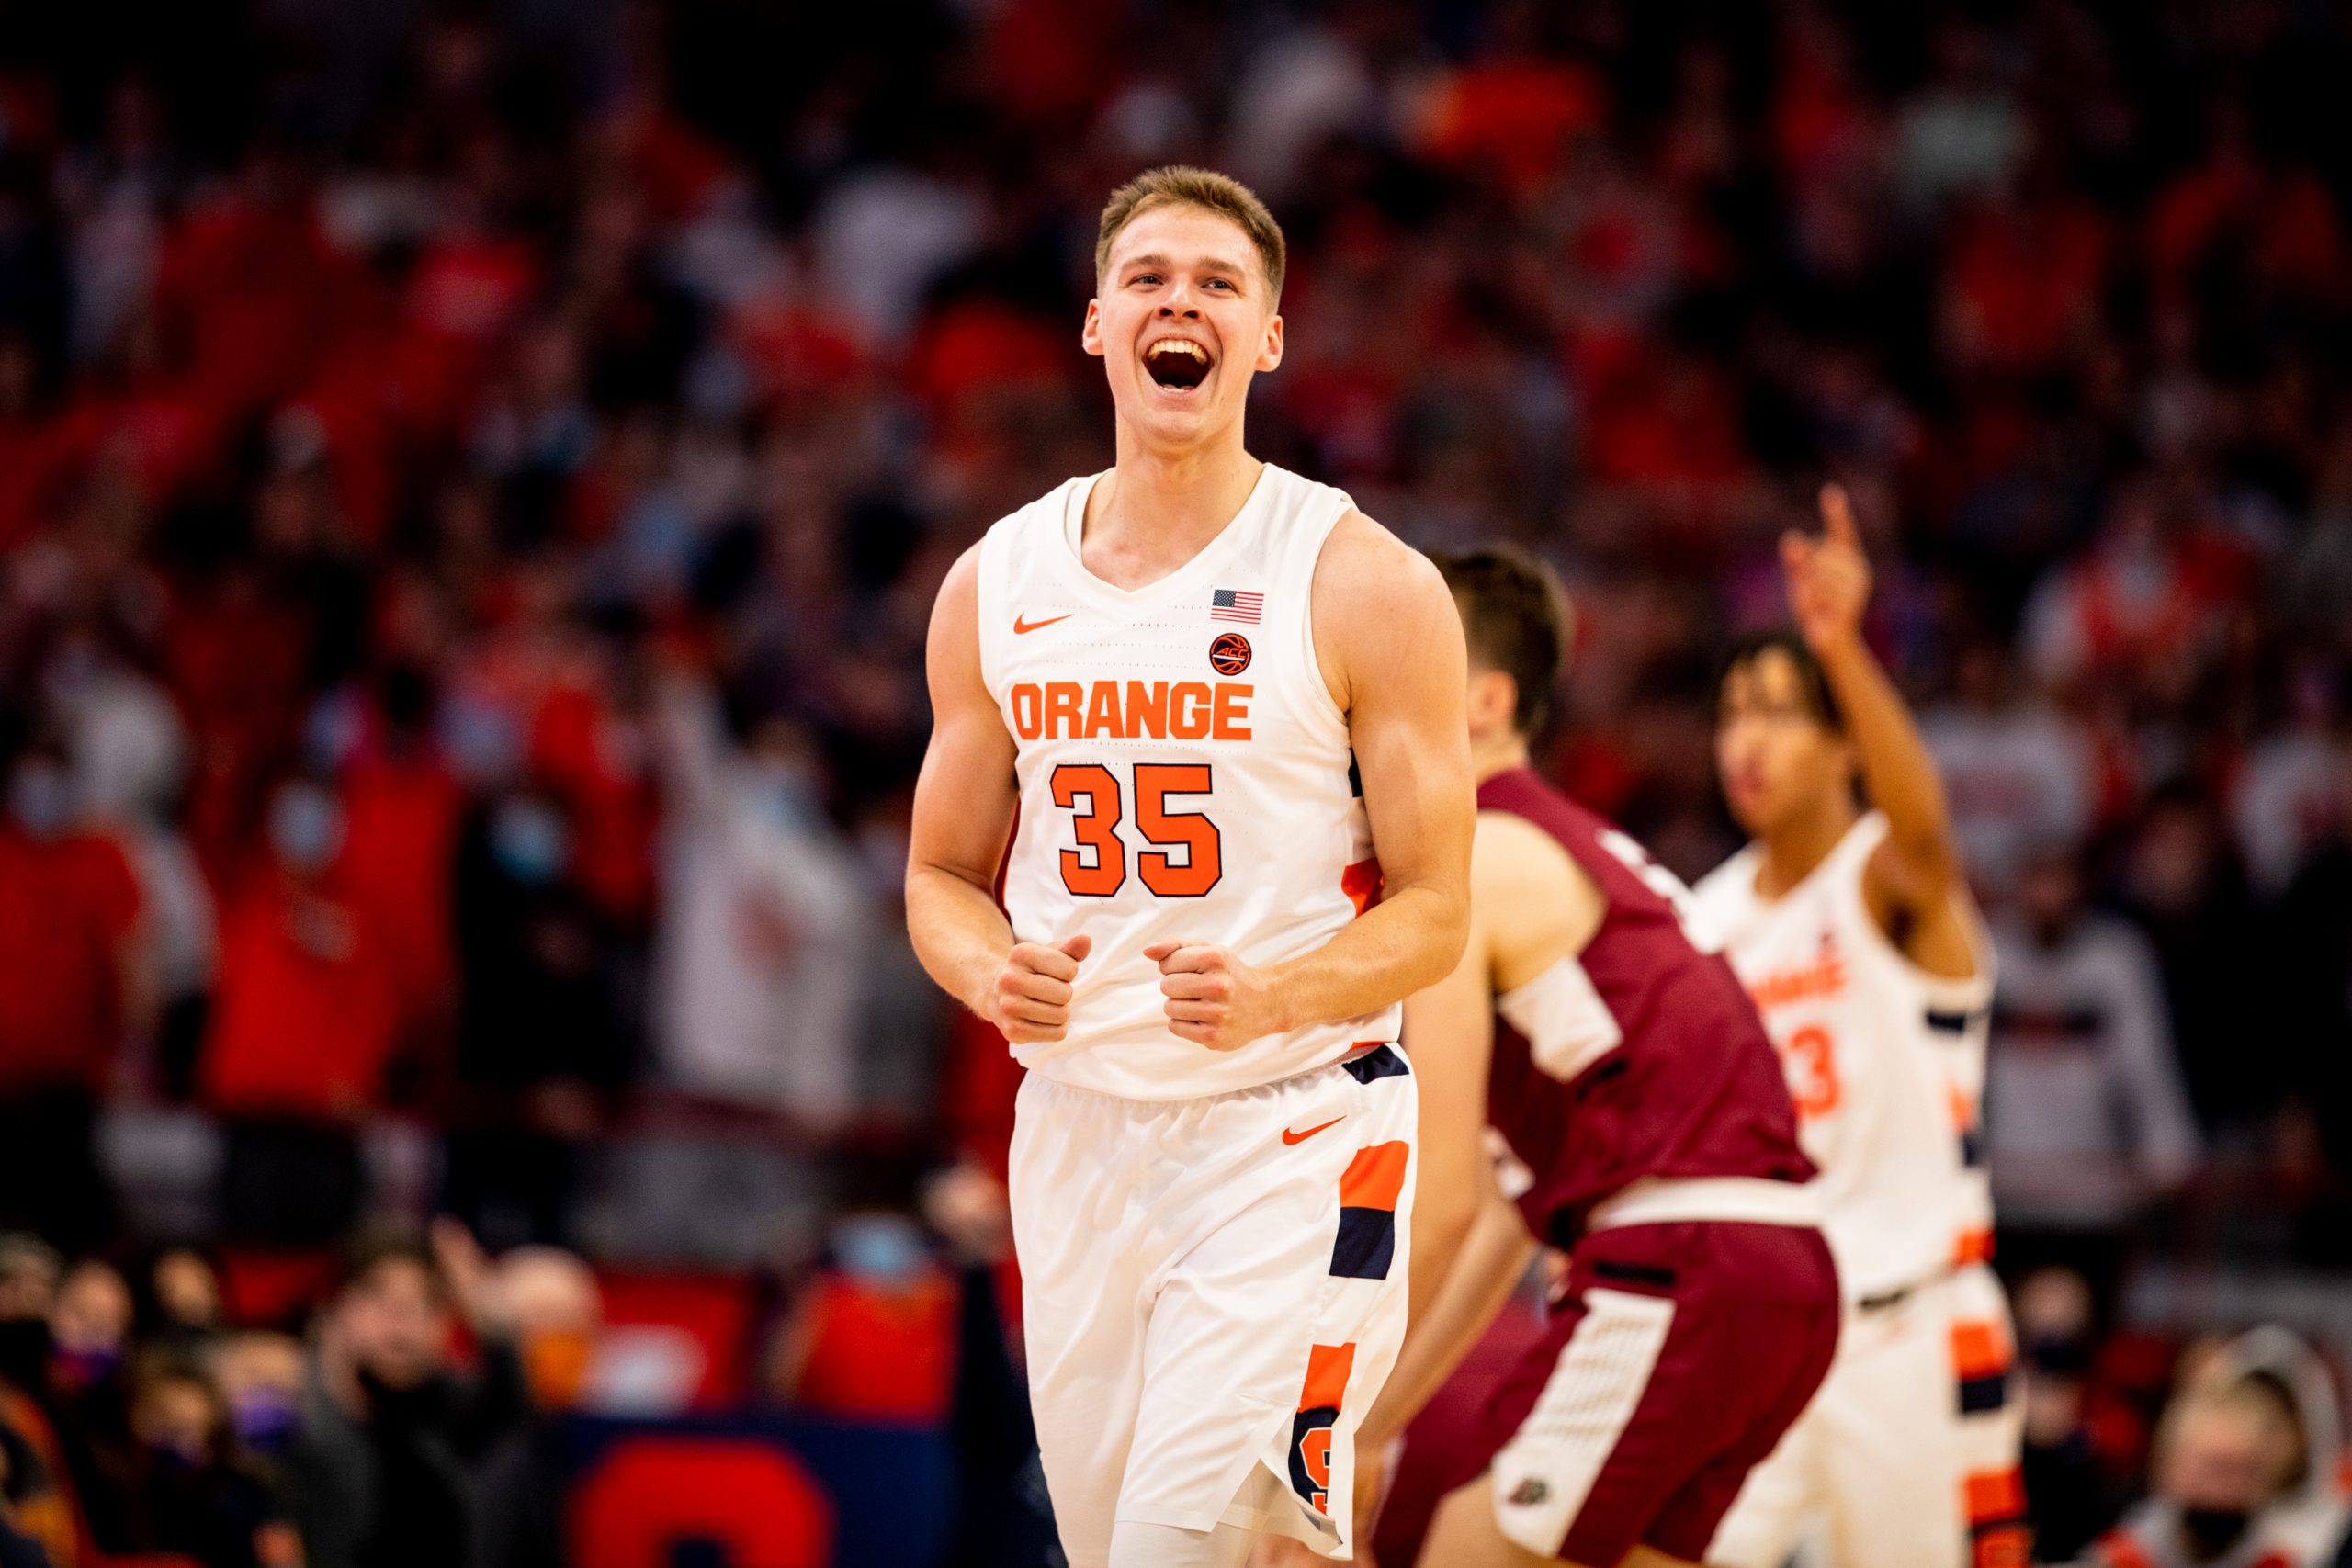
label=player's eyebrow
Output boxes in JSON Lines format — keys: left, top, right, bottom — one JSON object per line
{"left": 1121, "top": 252, "right": 1252, "bottom": 288}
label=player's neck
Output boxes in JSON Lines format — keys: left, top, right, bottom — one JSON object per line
{"left": 1471, "top": 731, "right": 1530, "bottom": 784}
{"left": 1084, "top": 423, "right": 1263, "bottom": 585}
{"left": 1754, "top": 793, "right": 1861, "bottom": 899}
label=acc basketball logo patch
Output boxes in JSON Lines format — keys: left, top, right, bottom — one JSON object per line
{"left": 1209, "top": 632, "right": 1252, "bottom": 676}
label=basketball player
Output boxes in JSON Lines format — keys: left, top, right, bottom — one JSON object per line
{"left": 1342, "top": 548, "right": 1838, "bottom": 1568}
{"left": 905, "top": 167, "right": 1475, "bottom": 1568}
{"left": 1690, "top": 485, "right": 2022, "bottom": 1568}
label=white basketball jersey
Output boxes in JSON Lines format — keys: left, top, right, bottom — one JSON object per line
{"left": 975, "top": 464, "right": 1393, "bottom": 1100}
{"left": 1691, "top": 812, "right": 1988, "bottom": 1301}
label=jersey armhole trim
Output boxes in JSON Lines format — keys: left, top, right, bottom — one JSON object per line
{"left": 1294, "top": 493, "right": 1362, "bottom": 749}
{"left": 974, "top": 518, "right": 1010, "bottom": 700}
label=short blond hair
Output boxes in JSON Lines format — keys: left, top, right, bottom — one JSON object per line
{"left": 1095, "top": 166, "right": 1286, "bottom": 301}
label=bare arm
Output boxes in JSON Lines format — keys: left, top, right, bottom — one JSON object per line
{"left": 1361, "top": 1167, "right": 1535, "bottom": 1451}
{"left": 1788, "top": 484, "right": 1975, "bottom": 973}
{"left": 1366, "top": 814, "right": 1598, "bottom": 1449}
{"left": 905, "top": 547, "right": 1091, "bottom": 1041}
{"left": 1148, "top": 513, "right": 1475, "bottom": 1048}
{"left": 1396, "top": 895, "right": 1494, "bottom": 1353}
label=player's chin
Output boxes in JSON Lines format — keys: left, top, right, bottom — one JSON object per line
{"left": 1126, "top": 378, "right": 1220, "bottom": 429}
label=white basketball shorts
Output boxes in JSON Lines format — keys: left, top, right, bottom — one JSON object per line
{"left": 1009, "top": 1043, "right": 1416, "bottom": 1568}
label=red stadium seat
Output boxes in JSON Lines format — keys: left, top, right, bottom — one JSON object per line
{"left": 215, "top": 1248, "right": 343, "bottom": 1329}
{"left": 569, "top": 1437, "right": 832, "bottom": 1568}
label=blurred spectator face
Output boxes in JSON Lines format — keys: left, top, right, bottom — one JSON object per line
{"left": 2156, "top": 1390, "right": 2296, "bottom": 1561}
{"left": 254, "top": 468, "right": 334, "bottom": 556}
{"left": 212, "top": 1331, "right": 304, "bottom": 1456}
{"left": 151, "top": 1249, "right": 221, "bottom": 1336}
{"left": 2126, "top": 796, "right": 2224, "bottom": 919}
{"left": 132, "top": 1367, "right": 224, "bottom": 1466}
{"left": 743, "top": 721, "right": 824, "bottom": 829}
{"left": 51, "top": 1260, "right": 132, "bottom": 1385}
{"left": 338, "top": 1256, "right": 450, "bottom": 1394}
{"left": 268, "top": 781, "right": 346, "bottom": 876}
{"left": 1084, "top": 204, "right": 1282, "bottom": 453}
{"left": 0, "top": 1235, "right": 61, "bottom": 1321}
{"left": 2018, "top": 848, "right": 2086, "bottom": 943}
{"left": 6, "top": 750, "right": 77, "bottom": 842}
{"left": 1715, "top": 646, "right": 1854, "bottom": 839}
{"left": 498, "top": 1247, "right": 601, "bottom": 1410}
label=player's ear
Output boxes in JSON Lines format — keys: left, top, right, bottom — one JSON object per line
{"left": 1464, "top": 668, "right": 1511, "bottom": 739}
{"left": 1081, "top": 298, "right": 1105, "bottom": 358}
{"left": 1255, "top": 310, "right": 1283, "bottom": 373}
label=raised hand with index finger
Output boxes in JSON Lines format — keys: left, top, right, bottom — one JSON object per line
{"left": 1781, "top": 482, "right": 1873, "bottom": 658}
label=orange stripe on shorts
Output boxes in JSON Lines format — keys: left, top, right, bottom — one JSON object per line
{"left": 1298, "top": 1342, "right": 1358, "bottom": 1414}
{"left": 1951, "top": 1319, "right": 2012, "bottom": 1382}
{"left": 1340, "top": 1142, "right": 1409, "bottom": 1212}
{"left": 1965, "top": 1467, "right": 2025, "bottom": 1525}
{"left": 1951, "top": 1226, "right": 1995, "bottom": 1267}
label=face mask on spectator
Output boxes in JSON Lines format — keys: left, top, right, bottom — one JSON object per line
{"left": 269, "top": 785, "right": 345, "bottom": 873}
{"left": 746, "top": 759, "right": 819, "bottom": 830}
{"left": 146, "top": 1431, "right": 209, "bottom": 1471}
{"left": 831, "top": 1215, "right": 927, "bottom": 1287}
{"left": 2177, "top": 1504, "right": 2251, "bottom": 1558}
{"left": 51, "top": 1345, "right": 121, "bottom": 1390}
{"left": 2025, "top": 1330, "right": 2090, "bottom": 1376}
{"left": 8, "top": 762, "right": 74, "bottom": 840}
{"left": 229, "top": 1388, "right": 300, "bottom": 1456}
{"left": 491, "top": 798, "right": 571, "bottom": 885}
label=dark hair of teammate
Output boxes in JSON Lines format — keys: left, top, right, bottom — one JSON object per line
{"left": 1432, "top": 547, "right": 1567, "bottom": 737}
{"left": 1717, "top": 629, "right": 1846, "bottom": 734}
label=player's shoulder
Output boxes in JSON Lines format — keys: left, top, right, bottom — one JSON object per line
{"left": 1310, "top": 508, "right": 1453, "bottom": 626}
{"left": 1474, "top": 807, "right": 1583, "bottom": 900}
{"left": 1475, "top": 807, "right": 1602, "bottom": 977}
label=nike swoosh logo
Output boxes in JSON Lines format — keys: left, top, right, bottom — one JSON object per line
{"left": 1013, "top": 613, "right": 1074, "bottom": 635}
{"left": 1282, "top": 1116, "right": 1344, "bottom": 1145}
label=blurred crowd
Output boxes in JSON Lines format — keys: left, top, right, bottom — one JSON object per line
{"left": 3, "top": 0, "right": 2351, "bottom": 1562}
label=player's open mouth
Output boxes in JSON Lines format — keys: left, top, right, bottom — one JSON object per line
{"left": 1143, "top": 336, "right": 1213, "bottom": 392}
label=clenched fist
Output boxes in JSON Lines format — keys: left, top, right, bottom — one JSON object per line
{"left": 1143, "top": 940, "right": 1284, "bottom": 1052}
{"left": 990, "top": 934, "right": 1091, "bottom": 1043}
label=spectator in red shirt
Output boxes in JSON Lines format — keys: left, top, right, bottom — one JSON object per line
{"left": 200, "top": 778, "right": 401, "bottom": 1247}
{"left": 0, "top": 730, "right": 143, "bottom": 1253}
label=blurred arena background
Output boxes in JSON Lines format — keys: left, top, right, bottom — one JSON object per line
{"left": 1, "top": 1, "right": 2349, "bottom": 1564}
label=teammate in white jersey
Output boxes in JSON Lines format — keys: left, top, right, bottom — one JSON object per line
{"left": 1690, "top": 485, "right": 2022, "bottom": 1568}
{"left": 906, "top": 167, "right": 1474, "bottom": 1568}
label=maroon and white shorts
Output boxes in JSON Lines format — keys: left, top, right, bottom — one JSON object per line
{"left": 1431, "top": 1182, "right": 1839, "bottom": 1564}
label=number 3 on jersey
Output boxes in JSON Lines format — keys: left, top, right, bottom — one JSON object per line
{"left": 1051, "top": 762, "right": 1223, "bottom": 898}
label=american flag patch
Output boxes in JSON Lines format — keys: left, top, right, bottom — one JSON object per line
{"left": 1211, "top": 588, "right": 1264, "bottom": 624}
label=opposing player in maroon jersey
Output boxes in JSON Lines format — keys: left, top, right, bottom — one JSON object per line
{"left": 1355, "top": 550, "right": 1839, "bottom": 1568}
